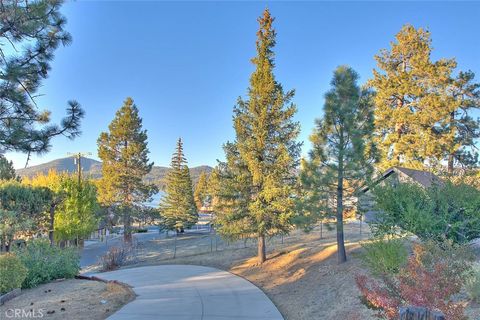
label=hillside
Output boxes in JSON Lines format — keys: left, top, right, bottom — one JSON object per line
{"left": 16, "top": 157, "right": 213, "bottom": 188}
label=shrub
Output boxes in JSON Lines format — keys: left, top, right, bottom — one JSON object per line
{"left": 465, "top": 263, "right": 480, "bottom": 302}
{"left": 360, "top": 239, "right": 408, "bottom": 277}
{"left": 356, "top": 241, "right": 474, "bottom": 320}
{"left": 100, "top": 244, "right": 136, "bottom": 271}
{"left": 13, "top": 239, "right": 80, "bottom": 288}
{"left": 371, "top": 182, "right": 480, "bottom": 244}
{"left": 0, "top": 253, "right": 27, "bottom": 294}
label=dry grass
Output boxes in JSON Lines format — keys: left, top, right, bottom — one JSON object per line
{"left": 114, "top": 221, "right": 480, "bottom": 319}
{"left": 0, "top": 279, "right": 135, "bottom": 320}
{"left": 131, "top": 222, "right": 378, "bottom": 319}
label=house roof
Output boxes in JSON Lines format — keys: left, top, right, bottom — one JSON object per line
{"left": 392, "top": 167, "right": 443, "bottom": 188}
{"left": 361, "top": 166, "right": 443, "bottom": 193}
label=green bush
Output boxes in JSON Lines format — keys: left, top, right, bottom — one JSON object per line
{"left": 371, "top": 182, "right": 480, "bottom": 244}
{"left": 465, "top": 263, "right": 480, "bottom": 302}
{"left": 13, "top": 239, "right": 80, "bottom": 288}
{"left": 0, "top": 253, "right": 27, "bottom": 294}
{"left": 360, "top": 239, "right": 408, "bottom": 276}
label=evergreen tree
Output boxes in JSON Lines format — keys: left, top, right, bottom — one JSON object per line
{"left": 0, "top": 181, "right": 51, "bottom": 251}
{"left": 302, "top": 66, "right": 376, "bottom": 263}
{"left": 370, "top": 25, "right": 456, "bottom": 170}
{"left": 0, "top": 155, "right": 18, "bottom": 181}
{"left": 0, "top": 0, "right": 84, "bottom": 156}
{"left": 194, "top": 171, "right": 210, "bottom": 210}
{"left": 216, "top": 9, "right": 301, "bottom": 263}
{"left": 444, "top": 71, "right": 480, "bottom": 173}
{"left": 213, "top": 142, "right": 255, "bottom": 242}
{"left": 160, "top": 138, "right": 198, "bottom": 232}
{"left": 97, "top": 97, "right": 156, "bottom": 243}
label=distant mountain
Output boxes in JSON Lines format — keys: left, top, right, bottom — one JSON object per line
{"left": 16, "top": 157, "right": 213, "bottom": 188}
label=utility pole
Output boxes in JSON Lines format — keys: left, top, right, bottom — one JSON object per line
{"left": 67, "top": 152, "right": 92, "bottom": 185}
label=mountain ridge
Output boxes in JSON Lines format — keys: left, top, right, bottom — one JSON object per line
{"left": 16, "top": 157, "right": 213, "bottom": 188}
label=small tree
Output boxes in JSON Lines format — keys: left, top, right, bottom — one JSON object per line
{"left": 54, "top": 177, "right": 99, "bottom": 243}
{"left": 23, "top": 170, "right": 65, "bottom": 245}
{"left": 194, "top": 171, "right": 210, "bottom": 211}
{"left": 0, "top": 181, "right": 50, "bottom": 251}
{"left": 302, "top": 66, "right": 376, "bottom": 263}
{"left": 24, "top": 171, "right": 99, "bottom": 245}
{"left": 0, "top": 155, "right": 18, "bottom": 181}
{"left": 160, "top": 138, "right": 198, "bottom": 232}
{"left": 97, "top": 97, "right": 157, "bottom": 243}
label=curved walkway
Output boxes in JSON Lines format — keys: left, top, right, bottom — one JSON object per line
{"left": 99, "top": 265, "right": 284, "bottom": 320}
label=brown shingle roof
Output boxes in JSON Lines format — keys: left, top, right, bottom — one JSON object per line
{"left": 360, "top": 166, "right": 443, "bottom": 193}
{"left": 393, "top": 167, "right": 443, "bottom": 188}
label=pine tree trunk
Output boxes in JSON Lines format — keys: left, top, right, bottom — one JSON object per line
{"left": 447, "top": 111, "right": 455, "bottom": 175}
{"left": 258, "top": 234, "right": 266, "bottom": 263}
{"left": 336, "top": 154, "right": 347, "bottom": 264}
{"left": 448, "top": 154, "right": 454, "bottom": 175}
{"left": 124, "top": 212, "right": 132, "bottom": 243}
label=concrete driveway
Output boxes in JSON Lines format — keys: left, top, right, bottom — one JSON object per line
{"left": 99, "top": 265, "right": 283, "bottom": 320}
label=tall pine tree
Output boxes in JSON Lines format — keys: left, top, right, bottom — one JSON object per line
{"left": 302, "top": 66, "right": 376, "bottom": 263}
{"left": 97, "top": 97, "right": 156, "bottom": 243}
{"left": 444, "top": 71, "right": 480, "bottom": 173}
{"left": 160, "top": 138, "right": 198, "bottom": 232}
{"left": 215, "top": 9, "right": 301, "bottom": 263}
{"left": 370, "top": 25, "right": 456, "bottom": 170}
{"left": 0, "top": 0, "right": 84, "bottom": 157}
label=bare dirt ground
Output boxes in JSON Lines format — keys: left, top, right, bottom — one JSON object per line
{"left": 121, "top": 221, "right": 480, "bottom": 320}
{"left": 0, "top": 279, "right": 135, "bottom": 320}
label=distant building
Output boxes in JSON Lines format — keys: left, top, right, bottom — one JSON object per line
{"left": 358, "top": 167, "right": 443, "bottom": 222}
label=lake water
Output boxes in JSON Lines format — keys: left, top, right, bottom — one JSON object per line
{"left": 146, "top": 191, "right": 165, "bottom": 208}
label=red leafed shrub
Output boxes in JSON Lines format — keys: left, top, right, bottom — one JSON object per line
{"left": 356, "top": 241, "right": 473, "bottom": 320}
{"left": 356, "top": 274, "right": 401, "bottom": 319}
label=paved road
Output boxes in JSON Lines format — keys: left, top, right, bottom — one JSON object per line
{"left": 80, "top": 229, "right": 162, "bottom": 268}
{"left": 98, "top": 265, "right": 284, "bottom": 320}
{"left": 81, "top": 226, "right": 212, "bottom": 268}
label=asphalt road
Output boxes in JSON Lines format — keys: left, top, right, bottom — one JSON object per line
{"left": 80, "top": 227, "right": 162, "bottom": 268}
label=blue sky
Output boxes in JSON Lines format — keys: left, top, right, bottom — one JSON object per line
{"left": 5, "top": 1, "right": 480, "bottom": 169}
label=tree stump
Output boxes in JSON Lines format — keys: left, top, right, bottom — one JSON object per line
{"left": 399, "top": 306, "right": 445, "bottom": 320}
